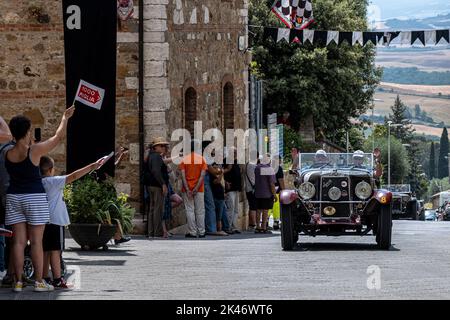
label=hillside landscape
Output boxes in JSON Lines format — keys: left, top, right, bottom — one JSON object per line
{"left": 368, "top": 12, "right": 450, "bottom": 139}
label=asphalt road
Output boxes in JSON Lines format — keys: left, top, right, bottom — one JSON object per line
{"left": 1, "top": 220, "right": 450, "bottom": 300}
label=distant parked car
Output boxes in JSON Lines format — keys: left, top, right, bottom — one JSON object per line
{"left": 424, "top": 209, "right": 437, "bottom": 221}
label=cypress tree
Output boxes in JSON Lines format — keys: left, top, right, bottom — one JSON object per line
{"left": 438, "top": 127, "right": 449, "bottom": 179}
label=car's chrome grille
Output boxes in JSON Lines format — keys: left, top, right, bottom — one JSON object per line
{"left": 320, "top": 176, "right": 351, "bottom": 218}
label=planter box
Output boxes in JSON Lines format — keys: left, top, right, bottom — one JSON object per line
{"left": 69, "top": 223, "right": 117, "bottom": 250}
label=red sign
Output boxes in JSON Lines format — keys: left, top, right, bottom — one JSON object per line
{"left": 78, "top": 84, "right": 101, "bottom": 104}
{"left": 74, "top": 79, "right": 105, "bottom": 110}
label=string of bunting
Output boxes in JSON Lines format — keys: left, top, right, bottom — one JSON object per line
{"left": 261, "top": 27, "right": 450, "bottom": 47}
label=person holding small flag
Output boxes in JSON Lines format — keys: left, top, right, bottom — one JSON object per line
{"left": 5, "top": 106, "right": 75, "bottom": 292}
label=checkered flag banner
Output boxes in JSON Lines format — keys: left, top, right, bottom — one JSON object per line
{"left": 272, "top": 0, "right": 315, "bottom": 30}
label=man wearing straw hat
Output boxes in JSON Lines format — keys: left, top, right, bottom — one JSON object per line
{"left": 146, "top": 137, "right": 170, "bottom": 238}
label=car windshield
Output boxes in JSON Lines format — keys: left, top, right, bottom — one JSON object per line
{"left": 425, "top": 210, "right": 436, "bottom": 216}
{"left": 381, "top": 184, "right": 411, "bottom": 193}
{"left": 299, "top": 153, "right": 374, "bottom": 171}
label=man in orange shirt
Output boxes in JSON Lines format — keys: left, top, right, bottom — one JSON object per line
{"left": 179, "top": 141, "right": 208, "bottom": 238}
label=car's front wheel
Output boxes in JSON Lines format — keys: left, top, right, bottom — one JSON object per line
{"left": 376, "top": 204, "right": 392, "bottom": 250}
{"left": 281, "top": 203, "right": 296, "bottom": 251}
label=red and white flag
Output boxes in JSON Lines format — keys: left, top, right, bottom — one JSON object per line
{"left": 74, "top": 80, "right": 105, "bottom": 110}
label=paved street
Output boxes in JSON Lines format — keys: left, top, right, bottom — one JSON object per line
{"left": 1, "top": 220, "right": 450, "bottom": 300}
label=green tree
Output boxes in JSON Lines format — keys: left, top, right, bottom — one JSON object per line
{"left": 283, "top": 126, "right": 303, "bottom": 161}
{"left": 428, "top": 178, "right": 450, "bottom": 199}
{"left": 438, "top": 127, "right": 449, "bottom": 178}
{"left": 249, "top": 0, "right": 381, "bottom": 146}
{"left": 429, "top": 141, "right": 436, "bottom": 179}
{"left": 407, "top": 140, "right": 428, "bottom": 198}
{"left": 364, "top": 135, "right": 410, "bottom": 184}
{"left": 386, "top": 95, "right": 415, "bottom": 144}
{"left": 414, "top": 104, "right": 421, "bottom": 119}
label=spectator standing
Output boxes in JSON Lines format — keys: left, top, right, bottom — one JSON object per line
{"left": 161, "top": 146, "right": 182, "bottom": 238}
{"left": 40, "top": 155, "right": 103, "bottom": 289}
{"left": 146, "top": 137, "right": 169, "bottom": 238}
{"left": 209, "top": 161, "right": 230, "bottom": 236}
{"left": 244, "top": 157, "right": 257, "bottom": 230}
{"left": 179, "top": 142, "right": 207, "bottom": 238}
{"left": 291, "top": 147, "right": 300, "bottom": 170}
{"left": 270, "top": 156, "right": 286, "bottom": 230}
{"left": 254, "top": 154, "right": 276, "bottom": 234}
{"left": 203, "top": 149, "right": 218, "bottom": 235}
{"left": 224, "top": 148, "right": 242, "bottom": 234}
{"left": 5, "top": 106, "right": 74, "bottom": 292}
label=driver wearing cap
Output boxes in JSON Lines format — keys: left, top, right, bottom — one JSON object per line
{"left": 307, "top": 149, "right": 330, "bottom": 169}
{"left": 352, "top": 150, "right": 366, "bottom": 168}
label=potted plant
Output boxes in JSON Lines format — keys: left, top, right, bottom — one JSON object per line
{"left": 64, "top": 175, "right": 134, "bottom": 250}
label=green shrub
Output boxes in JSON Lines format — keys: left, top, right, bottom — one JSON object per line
{"left": 64, "top": 175, "right": 135, "bottom": 234}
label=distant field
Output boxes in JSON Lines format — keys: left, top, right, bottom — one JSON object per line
{"left": 373, "top": 91, "right": 450, "bottom": 120}
{"left": 370, "top": 90, "right": 450, "bottom": 138}
{"left": 376, "top": 47, "right": 450, "bottom": 72}
{"left": 412, "top": 124, "right": 448, "bottom": 137}
{"left": 379, "top": 82, "right": 450, "bottom": 95}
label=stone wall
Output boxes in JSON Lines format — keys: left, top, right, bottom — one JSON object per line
{"left": 142, "top": 0, "right": 250, "bottom": 229}
{"left": 0, "top": 0, "right": 250, "bottom": 232}
{"left": 0, "top": 0, "right": 140, "bottom": 208}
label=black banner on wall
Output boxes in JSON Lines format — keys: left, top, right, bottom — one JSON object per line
{"left": 62, "top": 0, "right": 117, "bottom": 177}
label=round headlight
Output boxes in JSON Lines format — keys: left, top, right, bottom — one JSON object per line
{"left": 355, "top": 181, "right": 372, "bottom": 200}
{"left": 299, "top": 182, "right": 315, "bottom": 200}
{"left": 328, "top": 187, "right": 342, "bottom": 201}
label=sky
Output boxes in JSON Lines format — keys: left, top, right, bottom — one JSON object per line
{"left": 369, "top": 0, "right": 450, "bottom": 20}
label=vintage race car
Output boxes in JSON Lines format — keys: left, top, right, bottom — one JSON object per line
{"left": 381, "top": 184, "right": 418, "bottom": 220}
{"left": 280, "top": 153, "right": 392, "bottom": 251}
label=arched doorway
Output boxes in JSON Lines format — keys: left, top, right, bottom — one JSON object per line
{"left": 223, "top": 82, "right": 234, "bottom": 130}
{"left": 184, "top": 87, "right": 197, "bottom": 135}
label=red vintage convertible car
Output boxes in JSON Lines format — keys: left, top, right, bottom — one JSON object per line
{"left": 280, "top": 152, "right": 392, "bottom": 251}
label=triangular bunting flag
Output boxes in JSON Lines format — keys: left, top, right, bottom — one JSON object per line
{"left": 289, "top": 29, "right": 303, "bottom": 43}
{"left": 338, "top": 32, "right": 353, "bottom": 45}
{"left": 326, "top": 31, "right": 339, "bottom": 45}
{"left": 425, "top": 30, "right": 436, "bottom": 45}
{"left": 313, "top": 30, "right": 327, "bottom": 46}
{"left": 375, "top": 32, "right": 385, "bottom": 46}
{"left": 303, "top": 29, "right": 315, "bottom": 44}
{"left": 411, "top": 31, "right": 425, "bottom": 46}
{"left": 386, "top": 32, "right": 401, "bottom": 45}
{"left": 363, "top": 32, "right": 377, "bottom": 45}
{"left": 277, "top": 28, "right": 291, "bottom": 43}
{"left": 352, "top": 31, "right": 363, "bottom": 46}
{"left": 436, "top": 29, "right": 450, "bottom": 44}
{"left": 263, "top": 27, "right": 278, "bottom": 42}
{"left": 400, "top": 31, "right": 412, "bottom": 45}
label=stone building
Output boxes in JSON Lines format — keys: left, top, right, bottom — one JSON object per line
{"left": 0, "top": 0, "right": 249, "bottom": 231}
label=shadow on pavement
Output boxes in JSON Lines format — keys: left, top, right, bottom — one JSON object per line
{"left": 65, "top": 247, "right": 138, "bottom": 257}
{"left": 145, "top": 231, "right": 280, "bottom": 241}
{"left": 293, "top": 242, "right": 400, "bottom": 252}
{"left": 64, "top": 259, "right": 126, "bottom": 266}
